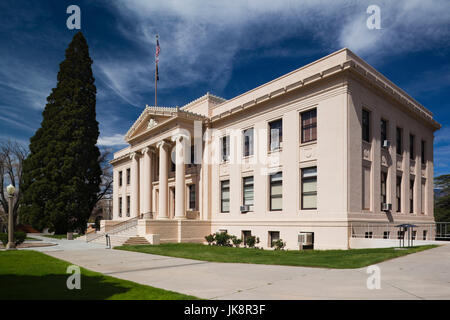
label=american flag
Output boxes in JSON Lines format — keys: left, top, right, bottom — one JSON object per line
{"left": 155, "top": 36, "right": 160, "bottom": 81}
{"left": 155, "top": 37, "right": 161, "bottom": 63}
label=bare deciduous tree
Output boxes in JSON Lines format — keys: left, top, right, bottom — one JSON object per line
{"left": 0, "top": 140, "right": 28, "bottom": 226}
{"left": 95, "top": 147, "right": 113, "bottom": 205}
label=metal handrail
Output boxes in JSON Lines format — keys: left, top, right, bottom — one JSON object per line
{"left": 86, "top": 216, "right": 140, "bottom": 242}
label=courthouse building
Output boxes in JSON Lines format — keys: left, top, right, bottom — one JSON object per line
{"left": 103, "top": 48, "right": 440, "bottom": 249}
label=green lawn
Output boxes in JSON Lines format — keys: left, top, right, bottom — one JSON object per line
{"left": 0, "top": 250, "right": 198, "bottom": 300}
{"left": 41, "top": 234, "right": 82, "bottom": 240}
{"left": 115, "top": 243, "right": 437, "bottom": 269}
{"left": 25, "top": 236, "right": 41, "bottom": 241}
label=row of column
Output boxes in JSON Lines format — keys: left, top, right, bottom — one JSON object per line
{"left": 117, "top": 136, "right": 188, "bottom": 220}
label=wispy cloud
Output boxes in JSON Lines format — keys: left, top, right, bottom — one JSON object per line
{"left": 100, "top": 0, "right": 450, "bottom": 102}
{"left": 97, "top": 133, "right": 128, "bottom": 147}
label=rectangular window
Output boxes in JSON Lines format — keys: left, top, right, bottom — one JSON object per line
{"left": 365, "top": 232, "right": 373, "bottom": 239}
{"left": 221, "top": 135, "right": 230, "bottom": 162}
{"left": 126, "top": 195, "right": 130, "bottom": 217}
{"left": 119, "top": 171, "right": 123, "bottom": 187}
{"left": 269, "top": 119, "right": 283, "bottom": 151}
{"left": 301, "top": 167, "right": 317, "bottom": 210}
{"left": 270, "top": 172, "right": 282, "bottom": 211}
{"left": 362, "top": 109, "right": 370, "bottom": 142}
{"left": 421, "top": 180, "right": 426, "bottom": 214}
{"left": 301, "top": 108, "right": 317, "bottom": 143}
{"left": 396, "top": 127, "right": 403, "bottom": 155}
{"left": 362, "top": 166, "right": 371, "bottom": 210}
{"left": 381, "top": 171, "right": 387, "bottom": 206}
{"left": 242, "top": 230, "right": 252, "bottom": 246}
{"left": 119, "top": 197, "right": 122, "bottom": 217}
{"left": 268, "top": 231, "right": 280, "bottom": 248}
{"left": 243, "top": 176, "right": 254, "bottom": 207}
{"left": 381, "top": 119, "right": 388, "bottom": 142}
{"left": 397, "top": 230, "right": 404, "bottom": 239}
{"left": 383, "top": 231, "right": 390, "bottom": 239}
{"left": 190, "top": 145, "right": 195, "bottom": 166}
{"left": 396, "top": 176, "right": 402, "bottom": 212}
{"left": 412, "top": 230, "right": 417, "bottom": 240}
{"left": 410, "top": 134, "right": 415, "bottom": 160}
{"left": 243, "top": 128, "right": 254, "bottom": 157}
{"left": 189, "top": 184, "right": 196, "bottom": 210}
{"left": 421, "top": 140, "right": 426, "bottom": 165}
{"left": 423, "top": 230, "right": 428, "bottom": 240}
{"left": 410, "top": 178, "right": 414, "bottom": 213}
{"left": 220, "top": 180, "right": 230, "bottom": 213}
{"left": 126, "top": 168, "right": 131, "bottom": 185}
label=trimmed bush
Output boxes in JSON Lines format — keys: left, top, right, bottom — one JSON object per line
{"left": 205, "top": 234, "right": 215, "bottom": 245}
{"left": 0, "top": 233, "right": 7, "bottom": 246}
{"left": 246, "top": 236, "right": 260, "bottom": 248}
{"left": 214, "top": 232, "right": 232, "bottom": 247}
{"left": 231, "top": 235, "right": 242, "bottom": 247}
{"left": 0, "top": 231, "right": 27, "bottom": 246}
{"left": 273, "top": 239, "right": 286, "bottom": 250}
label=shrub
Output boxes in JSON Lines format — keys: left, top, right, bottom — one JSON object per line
{"left": 0, "top": 231, "right": 27, "bottom": 246}
{"left": 14, "top": 231, "right": 26, "bottom": 245}
{"left": 205, "top": 234, "right": 215, "bottom": 245}
{"left": 231, "top": 235, "right": 242, "bottom": 247}
{"left": 246, "top": 236, "right": 260, "bottom": 248}
{"left": 273, "top": 239, "right": 286, "bottom": 250}
{"left": 215, "top": 232, "right": 232, "bottom": 247}
{"left": 0, "top": 233, "right": 7, "bottom": 246}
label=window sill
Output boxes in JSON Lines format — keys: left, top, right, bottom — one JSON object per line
{"left": 268, "top": 148, "right": 282, "bottom": 154}
{"left": 300, "top": 141, "right": 317, "bottom": 147}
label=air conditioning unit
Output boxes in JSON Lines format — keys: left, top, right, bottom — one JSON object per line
{"left": 382, "top": 203, "right": 392, "bottom": 211}
{"left": 382, "top": 140, "right": 390, "bottom": 148}
{"left": 240, "top": 205, "right": 250, "bottom": 213}
{"left": 298, "top": 232, "right": 313, "bottom": 245}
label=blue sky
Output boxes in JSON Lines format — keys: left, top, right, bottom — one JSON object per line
{"left": 0, "top": 0, "right": 449, "bottom": 175}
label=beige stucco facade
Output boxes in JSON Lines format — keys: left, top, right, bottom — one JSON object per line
{"left": 108, "top": 48, "right": 440, "bottom": 250}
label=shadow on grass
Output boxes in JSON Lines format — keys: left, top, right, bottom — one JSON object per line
{"left": 0, "top": 274, "right": 130, "bottom": 300}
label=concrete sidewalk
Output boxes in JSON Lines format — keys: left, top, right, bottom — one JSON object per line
{"left": 40, "top": 244, "right": 450, "bottom": 300}
{"left": 20, "top": 234, "right": 107, "bottom": 252}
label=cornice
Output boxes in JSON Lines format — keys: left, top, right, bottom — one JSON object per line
{"left": 209, "top": 59, "right": 440, "bottom": 130}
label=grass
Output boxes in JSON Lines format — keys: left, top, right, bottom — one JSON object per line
{"left": 0, "top": 250, "right": 198, "bottom": 300}
{"left": 41, "top": 234, "right": 82, "bottom": 240}
{"left": 25, "top": 236, "right": 41, "bottom": 241}
{"left": 115, "top": 243, "right": 438, "bottom": 269}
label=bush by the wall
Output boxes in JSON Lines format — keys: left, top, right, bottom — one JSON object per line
{"left": 231, "top": 235, "right": 242, "bottom": 247}
{"left": 214, "top": 232, "right": 232, "bottom": 246}
{"left": 273, "top": 239, "right": 286, "bottom": 250}
{"left": 246, "top": 235, "right": 260, "bottom": 248}
{"left": 205, "top": 234, "right": 215, "bottom": 245}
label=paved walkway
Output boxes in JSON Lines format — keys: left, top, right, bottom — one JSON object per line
{"left": 30, "top": 242, "right": 450, "bottom": 300}
{"left": 20, "top": 234, "right": 106, "bottom": 251}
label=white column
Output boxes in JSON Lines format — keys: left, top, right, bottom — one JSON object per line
{"left": 122, "top": 168, "right": 127, "bottom": 218}
{"left": 157, "top": 141, "right": 169, "bottom": 219}
{"left": 174, "top": 136, "right": 186, "bottom": 219}
{"left": 113, "top": 169, "right": 119, "bottom": 219}
{"left": 141, "top": 147, "right": 152, "bottom": 217}
{"left": 130, "top": 152, "right": 139, "bottom": 218}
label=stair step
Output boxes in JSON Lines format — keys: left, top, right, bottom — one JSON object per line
{"left": 123, "top": 236, "right": 150, "bottom": 245}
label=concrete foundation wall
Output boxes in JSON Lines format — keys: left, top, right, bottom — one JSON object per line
{"left": 350, "top": 237, "right": 449, "bottom": 249}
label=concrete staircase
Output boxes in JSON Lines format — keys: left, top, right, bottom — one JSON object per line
{"left": 123, "top": 236, "right": 150, "bottom": 246}
{"left": 88, "top": 223, "right": 139, "bottom": 247}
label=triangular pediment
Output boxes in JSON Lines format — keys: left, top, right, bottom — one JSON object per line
{"left": 125, "top": 105, "right": 207, "bottom": 142}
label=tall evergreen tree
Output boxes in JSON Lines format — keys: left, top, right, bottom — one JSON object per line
{"left": 20, "top": 32, "right": 101, "bottom": 234}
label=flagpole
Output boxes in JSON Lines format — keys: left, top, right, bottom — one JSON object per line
{"left": 155, "top": 35, "right": 158, "bottom": 107}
